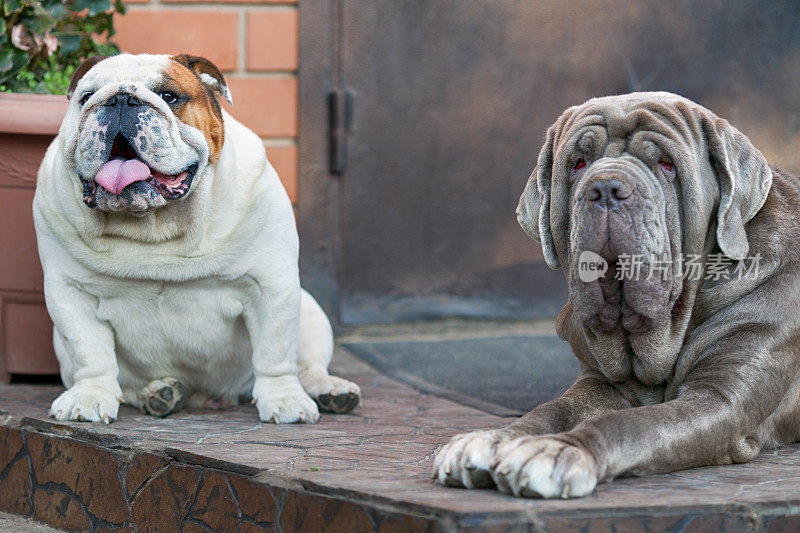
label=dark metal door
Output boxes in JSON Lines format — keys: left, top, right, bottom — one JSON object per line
{"left": 299, "top": 0, "right": 800, "bottom": 325}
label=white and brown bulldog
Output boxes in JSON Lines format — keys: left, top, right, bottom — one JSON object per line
{"left": 34, "top": 53, "right": 360, "bottom": 423}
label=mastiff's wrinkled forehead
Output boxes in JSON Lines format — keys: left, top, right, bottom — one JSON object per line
{"left": 63, "top": 53, "right": 231, "bottom": 214}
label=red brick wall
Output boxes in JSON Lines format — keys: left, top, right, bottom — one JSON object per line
{"left": 113, "top": 0, "right": 298, "bottom": 203}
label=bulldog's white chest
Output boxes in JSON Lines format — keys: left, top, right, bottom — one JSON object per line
{"left": 88, "top": 275, "right": 255, "bottom": 393}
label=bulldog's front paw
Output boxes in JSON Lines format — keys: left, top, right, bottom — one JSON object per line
{"left": 252, "top": 375, "right": 319, "bottom": 424}
{"left": 491, "top": 436, "right": 597, "bottom": 498}
{"left": 299, "top": 365, "right": 361, "bottom": 414}
{"left": 433, "top": 430, "right": 512, "bottom": 489}
{"left": 50, "top": 378, "right": 123, "bottom": 424}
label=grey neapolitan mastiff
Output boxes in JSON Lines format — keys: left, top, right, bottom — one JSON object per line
{"left": 433, "top": 92, "right": 800, "bottom": 498}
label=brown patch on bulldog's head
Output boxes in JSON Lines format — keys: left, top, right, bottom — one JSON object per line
{"left": 163, "top": 55, "right": 230, "bottom": 162}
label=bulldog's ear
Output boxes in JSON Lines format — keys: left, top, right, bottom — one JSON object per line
{"left": 703, "top": 116, "right": 772, "bottom": 260}
{"left": 67, "top": 56, "right": 105, "bottom": 100}
{"left": 172, "top": 54, "right": 233, "bottom": 105}
{"left": 517, "top": 124, "right": 559, "bottom": 269}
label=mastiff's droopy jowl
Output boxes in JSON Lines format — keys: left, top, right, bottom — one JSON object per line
{"left": 434, "top": 92, "right": 800, "bottom": 498}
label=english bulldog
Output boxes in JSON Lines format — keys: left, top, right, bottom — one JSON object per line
{"left": 433, "top": 92, "right": 800, "bottom": 497}
{"left": 34, "top": 53, "right": 360, "bottom": 423}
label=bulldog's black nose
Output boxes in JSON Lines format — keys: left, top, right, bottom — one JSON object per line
{"left": 103, "top": 94, "right": 143, "bottom": 107}
{"left": 588, "top": 179, "right": 632, "bottom": 207}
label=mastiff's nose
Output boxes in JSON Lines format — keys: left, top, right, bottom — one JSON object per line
{"left": 103, "top": 93, "right": 144, "bottom": 107}
{"left": 587, "top": 178, "right": 632, "bottom": 208}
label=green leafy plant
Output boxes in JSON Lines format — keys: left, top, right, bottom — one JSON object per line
{"left": 1, "top": 0, "right": 125, "bottom": 94}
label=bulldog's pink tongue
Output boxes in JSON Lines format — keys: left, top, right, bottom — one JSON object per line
{"left": 94, "top": 158, "right": 151, "bottom": 195}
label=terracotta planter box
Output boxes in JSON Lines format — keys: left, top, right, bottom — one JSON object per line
{"left": 0, "top": 93, "right": 68, "bottom": 381}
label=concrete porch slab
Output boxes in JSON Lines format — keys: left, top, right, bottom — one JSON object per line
{"left": 1, "top": 345, "right": 800, "bottom": 532}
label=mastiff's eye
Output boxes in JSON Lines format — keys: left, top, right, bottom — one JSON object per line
{"left": 79, "top": 92, "right": 94, "bottom": 106}
{"left": 659, "top": 161, "right": 674, "bottom": 173}
{"left": 572, "top": 158, "right": 587, "bottom": 172}
{"left": 159, "top": 91, "right": 180, "bottom": 105}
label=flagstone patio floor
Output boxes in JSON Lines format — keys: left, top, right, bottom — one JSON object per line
{"left": 2, "top": 324, "right": 800, "bottom": 532}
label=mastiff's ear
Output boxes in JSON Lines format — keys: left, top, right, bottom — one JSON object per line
{"left": 172, "top": 54, "right": 233, "bottom": 105}
{"left": 517, "top": 124, "right": 560, "bottom": 269}
{"left": 66, "top": 56, "right": 106, "bottom": 100}
{"left": 703, "top": 116, "right": 772, "bottom": 260}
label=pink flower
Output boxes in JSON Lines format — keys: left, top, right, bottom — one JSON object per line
{"left": 10, "top": 24, "right": 59, "bottom": 56}
{"left": 43, "top": 33, "right": 58, "bottom": 56}
{"left": 11, "top": 24, "right": 34, "bottom": 51}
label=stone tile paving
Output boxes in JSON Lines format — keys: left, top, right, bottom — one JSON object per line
{"left": 1, "top": 348, "right": 800, "bottom": 531}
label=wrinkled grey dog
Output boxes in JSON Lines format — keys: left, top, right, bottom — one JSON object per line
{"left": 433, "top": 92, "right": 800, "bottom": 498}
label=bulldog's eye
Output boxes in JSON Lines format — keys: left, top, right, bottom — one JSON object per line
{"left": 659, "top": 161, "right": 674, "bottom": 172}
{"left": 572, "top": 158, "right": 587, "bottom": 172}
{"left": 79, "top": 92, "right": 94, "bottom": 106}
{"left": 159, "top": 91, "right": 180, "bottom": 105}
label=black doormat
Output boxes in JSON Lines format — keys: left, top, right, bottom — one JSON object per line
{"left": 343, "top": 335, "right": 579, "bottom": 416}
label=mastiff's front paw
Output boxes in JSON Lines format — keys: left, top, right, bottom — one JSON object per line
{"left": 433, "top": 430, "right": 512, "bottom": 489}
{"left": 491, "top": 436, "right": 597, "bottom": 498}
{"left": 50, "top": 378, "right": 123, "bottom": 424}
{"left": 252, "top": 375, "right": 319, "bottom": 424}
